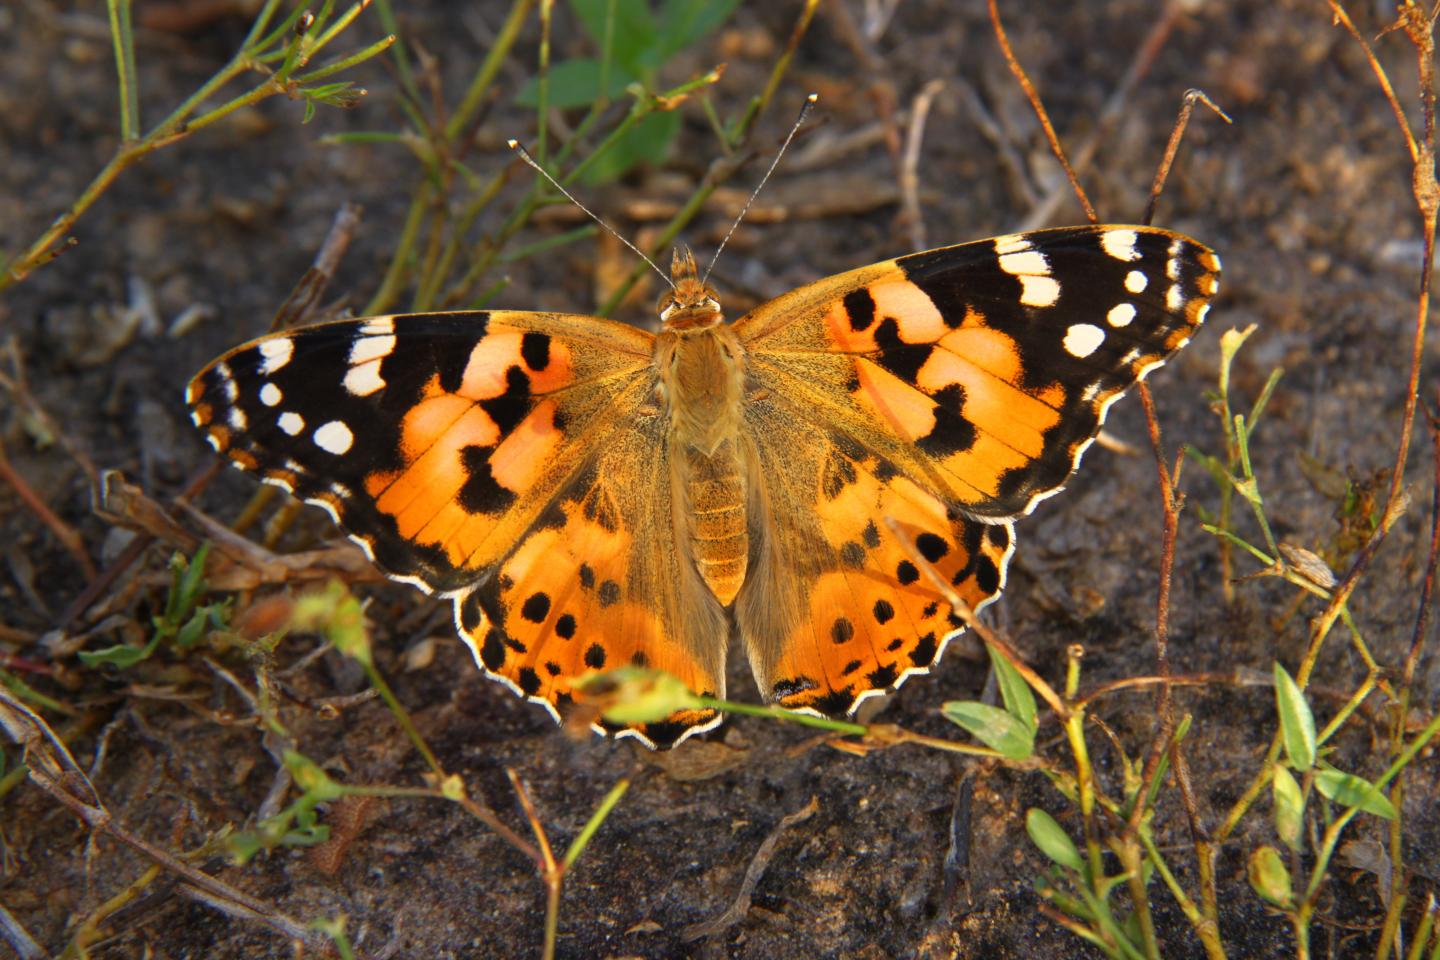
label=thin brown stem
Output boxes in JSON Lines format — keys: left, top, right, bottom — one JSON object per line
{"left": 987, "top": 0, "right": 1097, "bottom": 224}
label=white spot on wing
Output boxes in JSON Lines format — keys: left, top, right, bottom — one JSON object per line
{"left": 998, "top": 250, "right": 1050, "bottom": 276}
{"left": 259, "top": 337, "right": 294, "bottom": 374}
{"left": 217, "top": 362, "right": 239, "bottom": 401}
{"left": 1167, "top": 284, "right": 1184, "bottom": 312}
{"left": 1125, "top": 270, "right": 1148, "bottom": 294}
{"left": 1197, "top": 303, "right": 1211, "bottom": 324}
{"left": 278, "top": 411, "right": 305, "bottom": 435}
{"left": 350, "top": 334, "right": 396, "bottom": 365}
{"left": 1019, "top": 276, "right": 1060, "bottom": 308}
{"left": 1107, "top": 303, "right": 1136, "bottom": 328}
{"left": 360, "top": 317, "right": 395, "bottom": 336}
{"left": 1101, "top": 229, "right": 1140, "bottom": 261}
{"left": 259, "top": 383, "right": 282, "bottom": 406}
{"left": 314, "top": 420, "right": 354, "bottom": 455}
{"left": 228, "top": 406, "right": 247, "bottom": 430}
{"left": 993, "top": 234, "right": 1031, "bottom": 255}
{"left": 1063, "top": 323, "right": 1105, "bottom": 358}
{"left": 343, "top": 359, "right": 386, "bottom": 397}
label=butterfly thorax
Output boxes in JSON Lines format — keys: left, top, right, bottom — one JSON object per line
{"left": 655, "top": 248, "right": 750, "bottom": 606}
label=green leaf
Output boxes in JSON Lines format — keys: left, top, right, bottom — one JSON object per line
{"left": 580, "top": 109, "right": 679, "bottom": 184}
{"left": 1315, "top": 768, "right": 1398, "bottom": 820}
{"left": 1271, "top": 765, "right": 1305, "bottom": 851}
{"left": 174, "top": 608, "right": 211, "bottom": 649}
{"left": 1026, "top": 808, "right": 1084, "bottom": 872}
{"left": 987, "top": 644, "right": 1037, "bottom": 733}
{"left": 77, "top": 631, "right": 162, "bottom": 668}
{"left": 515, "top": 58, "right": 638, "bottom": 108}
{"left": 1247, "top": 845, "right": 1292, "bottom": 907}
{"left": 1273, "top": 663, "right": 1316, "bottom": 771}
{"left": 177, "top": 543, "right": 211, "bottom": 608}
{"left": 941, "top": 700, "right": 1034, "bottom": 759}
{"left": 657, "top": 0, "right": 742, "bottom": 58}
{"left": 569, "top": 0, "right": 658, "bottom": 72}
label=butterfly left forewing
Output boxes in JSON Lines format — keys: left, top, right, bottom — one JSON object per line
{"left": 187, "top": 310, "right": 655, "bottom": 594}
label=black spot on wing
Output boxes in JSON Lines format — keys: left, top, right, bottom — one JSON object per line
{"left": 521, "top": 332, "right": 551, "bottom": 372}
{"left": 812, "top": 689, "right": 858, "bottom": 716}
{"left": 917, "top": 384, "right": 976, "bottom": 457}
{"left": 867, "top": 662, "right": 898, "bottom": 689}
{"left": 521, "top": 592, "right": 551, "bottom": 623}
{"left": 479, "top": 366, "right": 532, "bottom": 436}
{"left": 916, "top": 532, "right": 949, "bottom": 562}
{"left": 843, "top": 288, "right": 876, "bottom": 332}
{"left": 910, "top": 632, "right": 939, "bottom": 667}
{"left": 479, "top": 629, "right": 506, "bottom": 671}
{"left": 584, "top": 644, "right": 607, "bottom": 669}
{"left": 517, "top": 667, "right": 541, "bottom": 696}
{"left": 976, "top": 556, "right": 1001, "bottom": 595}
{"left": 873, "top": 599, "right": 895, "bottom": 624}
{"left": 459, "top": 593, "right": 485, "bottom": 632}
{"left": 871, "top": 318, "right": 930, "bottom": 384}
{"left": 555, "top": 613, "right": 577, "bottom": 639}
{"left": 458, "top": 445, "right": 518, "bottom": 514}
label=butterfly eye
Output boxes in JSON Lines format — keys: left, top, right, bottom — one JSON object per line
{"left": 657, "top": 292, "right": 678, "bottom": 320}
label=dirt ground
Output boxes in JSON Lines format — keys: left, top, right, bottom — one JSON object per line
{"left": 2, "top": 0, "right": 1437, "bottom": 957}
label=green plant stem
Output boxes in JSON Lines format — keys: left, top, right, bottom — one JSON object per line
{"left": 446, "top": 0, "right": 538, "bottom": 143}
{"left": 700, "top": 696, "right": 868, "bottom": 736}
{"left": 358, "top": 661, "right": 443, "bottom": 777}
{"left": 2, "top": 0, "right": 386, "bottom": 293}
{"left": 1135, "top": 827, "right": 1227, "bottom": 960}
{"left": 730, "top": 0, "right": 820, "bottom": 146}
{"left": 1112, "top": 838, "right": 1160, "bottom": 959}
{"left": 106, "top": 0, "right": 139, "bottom": 140}
{"left": 366, "top": 179, "right": 433, "bottom": 314}
{"left": 535, "top": 0, "right": 554, "bottom": 166}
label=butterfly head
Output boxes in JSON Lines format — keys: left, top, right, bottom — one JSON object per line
{"left": 658, "top": 246, "right": 723, "bottom": 332}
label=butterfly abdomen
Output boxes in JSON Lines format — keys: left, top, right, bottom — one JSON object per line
{"left": 683, "top": 445, "right": 749, "bottom": 605}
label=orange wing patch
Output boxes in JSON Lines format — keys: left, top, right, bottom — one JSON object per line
{"left": 737, "top": 409, "right": 1012, "bottom": 716}
{"left": 454, "top": 421, "right": 730, "bottom": 748}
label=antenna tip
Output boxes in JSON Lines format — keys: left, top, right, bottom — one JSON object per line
{"left": 806, "top": 93, "right": 819, "bottom": 103}
{"left": 506, "top": 139, "right": 519, "bottom": 149}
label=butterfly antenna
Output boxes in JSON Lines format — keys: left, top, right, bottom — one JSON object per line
{"left": 507, "top": 139, "right": 675, "bottom": 290}
{"left": 702, "top": 93, "right": 819, "bottom": 285}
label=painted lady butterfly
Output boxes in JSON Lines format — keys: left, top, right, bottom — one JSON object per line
{"left": 188, "top": 225, "right": 1220, "bottom": 748}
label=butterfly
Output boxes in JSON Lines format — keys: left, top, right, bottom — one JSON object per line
{"left": 187, "top": 225, "right": 1220, "bottom": 748}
